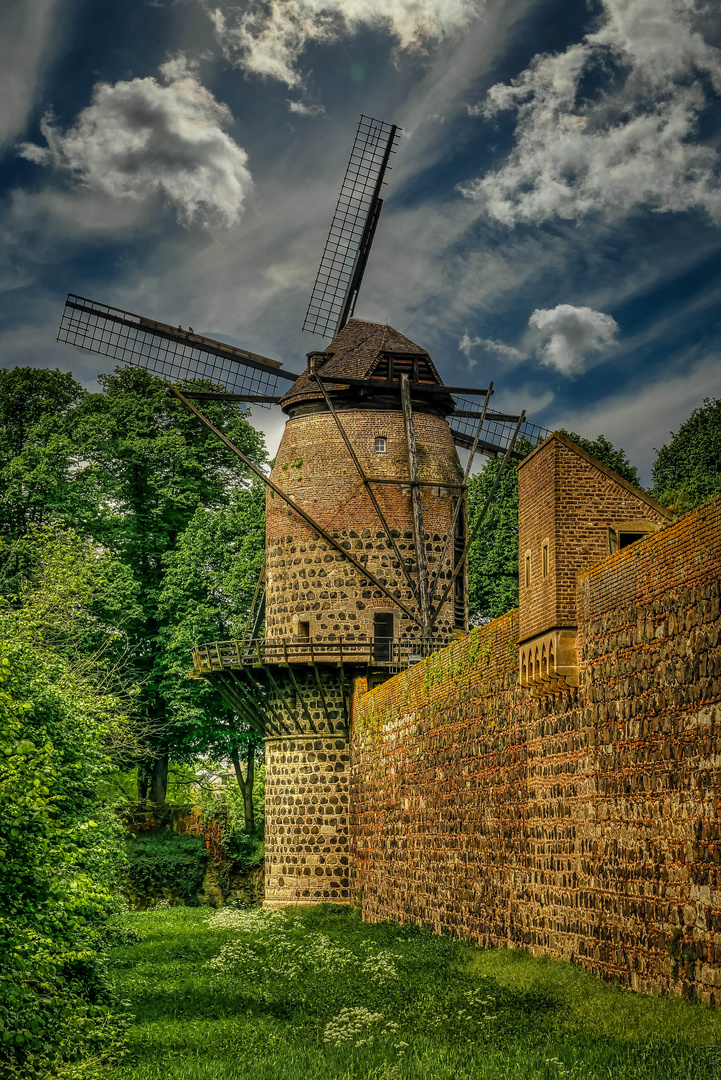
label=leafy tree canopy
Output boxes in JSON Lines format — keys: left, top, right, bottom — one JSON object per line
{"left": 0, "top": 367, "right": 87, "bottom": 540}
{"left": 157, "top": 484, "right": 266, "bottom": 828}
{"left": 651, "top": 397, "right": 721, "bottom": 513}
{"left": 0, "top": 527, "right": 137, "bottom": 1077}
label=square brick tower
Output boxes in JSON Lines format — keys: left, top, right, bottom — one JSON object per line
{"left": 517, "top": 432, "right": 672, "bottom": 695}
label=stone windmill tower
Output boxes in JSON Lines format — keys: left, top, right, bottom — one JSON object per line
{"left": 56, "top": 115, "right": 544, "bottom": 906}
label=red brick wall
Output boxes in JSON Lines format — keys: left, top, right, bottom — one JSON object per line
{"left": 518, "top": 435, "right": 671, "bottom": 642}
{"left": 350, "top": 496, "right": 721, "bottom": 1000}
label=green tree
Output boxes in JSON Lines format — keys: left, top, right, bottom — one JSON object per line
{"left": 158, "top": 485, "right": 266, "bottom": 830}
{"left": 0, "top": 527, "right": 137, "bottom": 1077}
{"left": 467, "top": 455, "right": 521, "bottom": 625}
{"left": 72, "top": 367, "right": 266, "bottom": 807}
{"left": 651, "top": 397, "right": 721, "bottom": 513}
{"left": 0, "top": 367, "right": 87, "bottom": 539}
{"left": 467, "top": 431, "right": 641, "bottom": 624}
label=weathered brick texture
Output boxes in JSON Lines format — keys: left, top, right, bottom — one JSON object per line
{"left": 266, "top": 409, "right": 464, "bottom": 643}
{"left": 351, "top": 496, "right": 721, "bottom": 1000}
{"left": 518, "top": 434, "right": 671, "bottom": 643}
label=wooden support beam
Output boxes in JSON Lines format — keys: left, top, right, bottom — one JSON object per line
{"left": 166, "top": 381, "right": 421, "bottom": 627}
{"left": 237, "top": 666, "right": 294, "bottom": 736}
{"left": 400, "top": 374, "right": 431, "bottom": 639}
{"left": 283, "top": 644, "right": 318, "bottom": 734}
{"left": 338, "top": 656, "right": 349, "bottom": 736}
{"left": 263, "top": 665, "right": 306, "bottom": 735}
{"left": 214, "top": 672, "right": 269, "bottom": 737}
{"left": 312, "top": 372, "right": 418, "bottom": 600}
{"left": 364, "top": 476, "right": 465, "bottom": 490}
{"left": 309, "top": 642, "right": 333, "bottom": 733}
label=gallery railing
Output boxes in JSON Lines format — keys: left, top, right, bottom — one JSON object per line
{"left": 192, "top": 636, "right": 447, "bottom": 674}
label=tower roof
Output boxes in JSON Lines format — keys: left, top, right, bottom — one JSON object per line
{"left": 279, "top": 318, "right": 445, "bottom": 413}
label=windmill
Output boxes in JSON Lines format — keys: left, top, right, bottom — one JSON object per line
{"left": 58, "top": 114, "right": 549, "bottom": 906}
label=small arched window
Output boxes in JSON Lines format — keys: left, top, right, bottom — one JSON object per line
{"left": 375, "top": 436, "right": 387, "bottom": 453}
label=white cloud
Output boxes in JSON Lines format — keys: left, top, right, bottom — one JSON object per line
{"left": 459, "top": 332, "right": 526, "bottom": 366}
{"left": 0, "top": 0, "right": 59, "bottom": 148}
{"left": 18, "top": 61, "right": 252, "bottom": 227}
{"left": 463, "top": 0, "right": 721, "bottom": 224}
{"left": 287, "top": 100, "right": 325, "bottom": 116}
{"left": 529, "top": 304, "right": 618, "bottom": 374}
{"left": 548, "top": 350, "right": 721, "bottom": 485}
{"left": 209, "top": 0, "right": 479, "bottom": 89}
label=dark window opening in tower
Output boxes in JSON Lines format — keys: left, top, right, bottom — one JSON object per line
{"left": 453, "top": 499, "right": 466, "bottom": 630}
{"left": 375, "top": 436, "right": 387, "bottom": 453}
{"left": 297, "top": 620, "right": 310, "bottom": 639}
{"left": 373, "top": 612, "right": 394, "bottom": 662}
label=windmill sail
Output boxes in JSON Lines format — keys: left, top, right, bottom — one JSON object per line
{"left": 449, "top": 398, "right": 550, "bottom": 456}
{"left": 58, "top": 294, "right": 300, "bottom": 404}
{"left": 303, "top": 115, "right": 400, "bottom": 340}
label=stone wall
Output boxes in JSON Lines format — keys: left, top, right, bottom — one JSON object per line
{"left": 265, "top": 734, "right": 351, "bottom": 906}
{"left": 350, "top": 496, "right": 721, "bottom": 1000}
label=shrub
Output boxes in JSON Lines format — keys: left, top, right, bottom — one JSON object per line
{"left": 125, "top": 831, "right": 210, "bottom": 902}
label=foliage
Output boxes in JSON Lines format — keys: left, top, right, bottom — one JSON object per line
{"left": 0, "top": 367, "right": 87, "bottom": 541}
{"left": 467, "top": 453, "right": 523, "bottom": 625}
{"left": 0, "top": 365, "right": 269, "bottom": 806}
{"left": 105, "top": 905, "right": 721, "bottom": 1080}
{"left": 156, "top": 484, "right": 266, "bottom": 818}
{"left": 651, "top": 397, "right": 721, "bottom": 513}
{"left": 69, "top": 366, "right": 266, "bottom": 805}
{"left": 124, "top": 831, "right": 209, "bottom": 903}
{"left": 0, "top": 527, "right": 142, "bottom": 1077}
{"left": 198, "top": 769, "right": 266, "bottom": 870}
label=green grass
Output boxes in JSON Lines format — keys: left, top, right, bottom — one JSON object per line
{"left": 104, "top": 905, "right": 721, "bottom": 1080}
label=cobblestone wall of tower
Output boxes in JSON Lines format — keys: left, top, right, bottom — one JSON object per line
{"left": 263, "top": 670, "right": 351, "bottom": 906}
{"left": 265, "top": 409, "right": 464, "bottom": 643}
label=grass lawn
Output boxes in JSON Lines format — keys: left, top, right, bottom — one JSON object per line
{"left": 104, "top": 904, "right": 721, "bottom": 1080}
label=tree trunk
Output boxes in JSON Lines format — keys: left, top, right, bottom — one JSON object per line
{"left": 149, "top": 753, "right": 169, "bottom": 808}
{"left": 137, "top": 766, "right": 149, "bottom": 806}
{"left": 231, "top": 743, "right": 255, "bottom": 833}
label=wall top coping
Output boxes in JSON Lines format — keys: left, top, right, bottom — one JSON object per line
{"left": 517, "top": 431, "right": 673, "bottom": 521}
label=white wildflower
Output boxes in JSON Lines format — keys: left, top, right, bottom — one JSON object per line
{"left": 361, "top": 949, "right": 399, "bottom": 983}
{"left": 323, "top": 1006, "right": 384, "bottom": 1047}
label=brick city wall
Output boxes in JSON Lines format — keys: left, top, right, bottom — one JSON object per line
{"left": 350, "top": 495, "right": 721, "bottom": 1000}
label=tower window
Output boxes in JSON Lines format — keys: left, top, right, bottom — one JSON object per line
{"left": 374, "top": 436, "right": 387, "bottom": 453}
{"left": 297, "top": 620, "right": 310, "bottom": 639}
{"left": 373, "top": 612, "right": 394, "bottom": 663}
{"left": 524, "top": 552, "right": 531, "bottom": 588}
{"left": 542, "top": 541, "right": 549, "bottom": 579}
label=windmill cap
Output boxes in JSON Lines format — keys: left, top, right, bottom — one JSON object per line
{"left": 279, "top": 318, "right": 445, "bottom": 412}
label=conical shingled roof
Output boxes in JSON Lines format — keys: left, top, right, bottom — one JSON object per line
{"left": 279, "top": 318, "right": 444, "bottom": 412}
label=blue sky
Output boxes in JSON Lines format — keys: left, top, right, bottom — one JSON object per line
{"left": 1, "top": 0, "right": 719, "bottom": 483}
